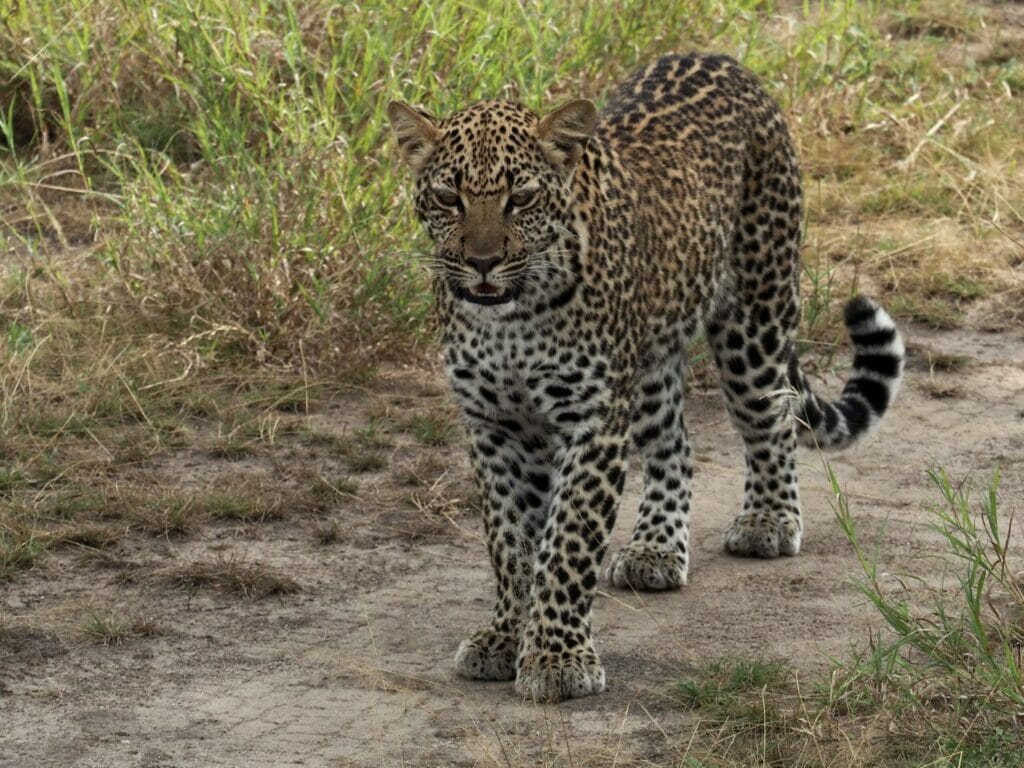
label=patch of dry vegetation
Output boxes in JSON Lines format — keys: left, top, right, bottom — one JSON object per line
{"left": 170, "top": 556, "right": 301, "bottom": 599}
{"left": 77, "top": 610, "right": 162, "bottom": 646}
{"left": 783, "top": 4, "right": 1024, "bottom": 335}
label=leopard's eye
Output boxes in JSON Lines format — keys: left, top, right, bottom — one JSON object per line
{"left": 433, "top": 188, "right": 461, "bottom": 209}
{"left": 507, "top": 187, "right": 538, "bottom": 212}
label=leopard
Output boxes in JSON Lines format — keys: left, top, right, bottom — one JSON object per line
{"left": 386, "top": 53, "right": 904, "bottom": 703}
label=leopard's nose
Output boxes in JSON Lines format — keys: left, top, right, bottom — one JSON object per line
{"left": 466, "top": 255, "right": 502, "bottom": 277}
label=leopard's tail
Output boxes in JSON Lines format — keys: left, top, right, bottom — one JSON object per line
{"left": 789, "top": 296, "right": 904, "bottom": 451}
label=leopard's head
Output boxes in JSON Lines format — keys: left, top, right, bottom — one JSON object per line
{"left": 386, "top": 98, "right": 596, "bottom": 308}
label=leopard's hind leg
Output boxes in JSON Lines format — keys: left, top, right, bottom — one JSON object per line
{"left": 708, "top": 135, "right": 805, "bottom": 558}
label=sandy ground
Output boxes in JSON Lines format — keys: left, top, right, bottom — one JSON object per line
{"left": 2, "top": 317, "right": 1023, "bottom": 767}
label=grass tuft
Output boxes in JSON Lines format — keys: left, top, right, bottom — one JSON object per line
{"left": 313, "top": 518, "right": 342, "bottom": 546}
{"left": 0, "top": 525, "right": 48, "bottom": 581}
{"left": 132, "top": 496, "right": 205, "bottom": 538}
{"left": 197, "top": 492, "right": 283, "bottom": 524}
{"left": 404, "top": 413, "right": 460, "bottom": 447}
{"left": 55, "top": 524, "right": 121, "bottom": 549}
{"left": 171, "top": 556, "right": 300, "bottom": 599}
{"left": 78, "top": 611, "right": 161, "bottom": 646}
{"left": 0, "top": 467, "right": 27, "bottom": 494}
{"left": 675, "top": 657, "right": 790, "bottom": 716}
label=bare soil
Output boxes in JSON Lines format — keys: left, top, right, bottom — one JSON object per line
{"left": 2, "top": 317, "right": 1023, "bottom": 767}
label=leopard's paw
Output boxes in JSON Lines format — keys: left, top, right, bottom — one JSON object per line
{"left": 515, "top": 646, "right": 606, "bottom": 703}
{"left": 723, "top": 510, "right": 801, "bottom": 558}
{"left": 606, "top": 543, "right": 687, "bottom": 590}
{"left": 454, "top": 626, "right": 518, "bottom": 681}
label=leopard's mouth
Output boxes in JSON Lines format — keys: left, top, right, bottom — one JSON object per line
{"left": 455, "top": 281, "right": 518, "bottom": 306}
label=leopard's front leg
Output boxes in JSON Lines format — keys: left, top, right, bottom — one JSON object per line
{"left": 515, "top": 406, "right": 630, "bottom": 703}
{"left": 454, "top": 421, "right": 552, "bottom": 681}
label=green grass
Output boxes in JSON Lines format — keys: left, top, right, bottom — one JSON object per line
{"left": 668, "top": 464, "right": 1024, "bottom": 767}
{"left": 841, "top": 464, "right": 1024, "bottom": 766}
{"left": 0, "top": 2, "right": 1018, "bottom": 477}
{"left": 196, "top": 492, "right": 276, "bottom": 523}
{"left": 0, "top": 2, "right": 1020, "bottom": 459}
{"left": 78, "top": 610, "right": 160, "bottom": 646}
{"left": 131, "top": 495, "right": 205, "bottom": 538}
{"left": 0, "top": 466, "right": 27, "bottom": 494}
{"left": 353, "top": 417, "right": 395, "bottom": 449}
{"left": 831, "top": 467, "right": 1024, "bottom": 742}
{"left": 404, "top": 412, "right": 460, "bottom": 447}
{"left": 0, "top": 524, "right": 48, "bottom": 580}
{"left": 3, "top": 1, "right": 1021, "bottom": 389}
{"left": 675, "top": 658, "right": 790, "bottom": 716}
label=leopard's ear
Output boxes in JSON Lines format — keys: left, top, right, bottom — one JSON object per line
{"left": 536, "top": 99, "right": 597, "bottom": 171}
{"left": 386, "top": 100, "right": 439, "bottom": 175}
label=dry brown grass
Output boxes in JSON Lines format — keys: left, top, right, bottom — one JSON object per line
{"left": 77, "top": 610, "right": 162, "bottom": 646}
{"left": 169, "top": 556, "right": 301, "bottom": 599}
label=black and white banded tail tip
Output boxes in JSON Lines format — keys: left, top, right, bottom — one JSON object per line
{"left": 792, "top": 296, "right": 905, "bottom": 451}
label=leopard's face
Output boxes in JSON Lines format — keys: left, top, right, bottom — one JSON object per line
{"left": 388, "top": 99, "right": 597, "bottom": 309}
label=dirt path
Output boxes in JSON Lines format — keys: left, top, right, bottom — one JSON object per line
{"left": 2, "top": 321, "right": 1023, "bottom": 767}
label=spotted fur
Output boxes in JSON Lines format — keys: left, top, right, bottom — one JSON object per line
{"left": 387, "top": 53, "right": 903, "bottom": 703}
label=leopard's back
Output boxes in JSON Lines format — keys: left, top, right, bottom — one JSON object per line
{"left": 588, "top": 55, "right": 803, "bottom": 352}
